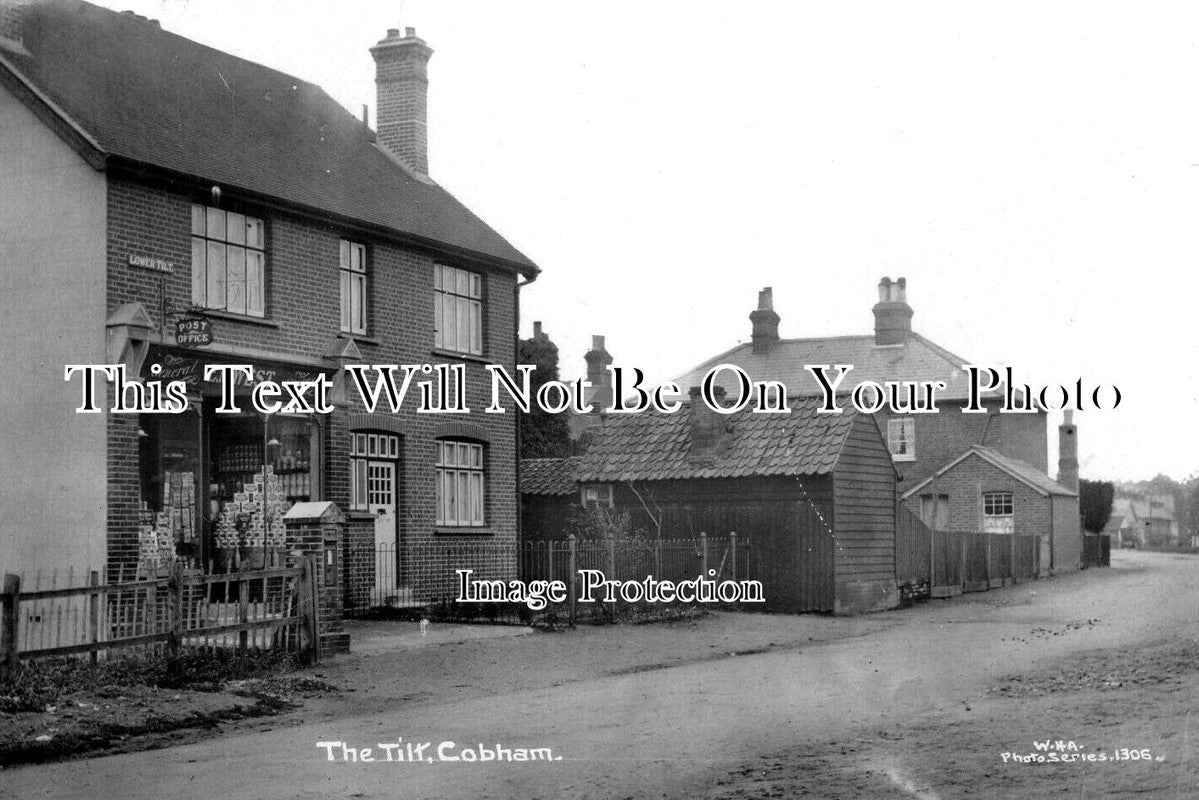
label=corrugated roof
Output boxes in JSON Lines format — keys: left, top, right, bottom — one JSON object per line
{"left": 1, "top": 0, "right": 537, "bottom": 274}
{"left": 521, "top": 457, "right": 582, "bottom": 497}
{"left": 575, "top": 397, "right": 857, "bottom": 483}
{"left": 903, "top": 445, "right": 1077, "bottom": 498}
{"left": 673, "top": 333, "right": 981, "bottom": 401}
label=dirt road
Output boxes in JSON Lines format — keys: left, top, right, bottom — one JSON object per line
{"left": 2, "top": 550, "right": 1197, "bottom": 799}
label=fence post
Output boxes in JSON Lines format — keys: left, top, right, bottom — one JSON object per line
{"left": 700, "top": 532, "right": 708, "bottom": 576}
{"left": 1, "top": 574, "right": 20, "bottom": 675}
{"left": 237, "top": 571, "right": 250, "bottom": 650}
{"left": 984, "top": 533, "right": 993, "bottom": 588}
{"left": 958, "top": 532, "right": 967, "bottom": 588}
{"left": 168, "top": 562, "right": 183, "bottom": 654}
{"left": 929, "top": 527, "right": 936, "bottom": 593}
{"left": 301, "top": 555, "right": 321, "bottom": 664}
{"left": 88, "top": 570, "right": 101, "bottom": 665}
{"left": 546, "top": 541, "right": 553, "bottom": 583}
{"left": 567, "top": 534, "right": 577, "bottom": 626}
{"left": 606, "top": 531, "right": 616, "bottom": 579}
{"left": 729, "top": 532, "right": 737, "bottom": 581}
{"left": 1009, "top": 533, "right": 1017, "bottom": 584}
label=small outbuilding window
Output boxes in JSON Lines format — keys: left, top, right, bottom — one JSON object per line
{"left": 581, "top": 484, "right": 614, "bottom": 510}
{"left": 887, "top": 418, "right": 916, "bottom": 461}
{"left": 983, "top": 491, "right": 1014, "bottom": 534}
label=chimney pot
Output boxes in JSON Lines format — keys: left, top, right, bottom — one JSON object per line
{"left": 584, "top": 335, "right": 614, "bottom": 411}
{"left": 371, "top": 25, "right": 434, "bottom": 174}
{"left": 873, "top": 275, "right": 913, "bottom": 345}
{"left": 749, "top": 287, "right": 781, "bottom": 353}
{"left": 1058, "top": 412, "right": 1079, "bottom": 492}
{"left": 687, "top": 386, "right": 733, "bottom": 464}
{"left": 405, "top": 26, "right": 417, "bottom": 37}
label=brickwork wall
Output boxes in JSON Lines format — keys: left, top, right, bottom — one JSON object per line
{"left": 902, "top": 453, "right": 1051, "bottom": 537}
{"left": 1051, "top": 494, "right": 1082, "bottom": 572}
{"left": 874, "top": 398, "right": 1048, "bottom": 485}
{"left": 105, "top": 176, "right": 520, "bottom": 604}
{"left": 372, "top": 38, "right": 430, "bottom": 174}
{"left": 343, "top": 517, "right": 376, "bottom": 615}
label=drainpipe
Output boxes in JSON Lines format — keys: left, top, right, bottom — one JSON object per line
{"left": 514, "top": 272, "right": 537, "bottom": 545}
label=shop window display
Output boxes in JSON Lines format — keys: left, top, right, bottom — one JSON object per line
{"left": 139, "top": 407, "right": 320, "bottom": 573}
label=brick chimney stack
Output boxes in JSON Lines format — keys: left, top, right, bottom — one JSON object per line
{"left": 749, "top": 287, "right": 780, "bottom": 353}
{"left": 1057, "top": 410, "right": 1079, "bottom": 492}
{"left": 873, "top": 277, "right": 914, "bottom": 345}
{"left": 0, "top": 1, "right": 31, "bottom": 54}
{"left": 370, "top": 26, "right": 433, "bottom": 175}
{"left": 687, "top": 386, "right": 732, "bottom": 465}
{"left": 583, "top": 335, "right": 613, "bottom": 411}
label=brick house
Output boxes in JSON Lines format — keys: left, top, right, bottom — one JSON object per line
{"left": 670, "top": 278, "right": 1082, "bottom": 571}
{"left": 0, "top": 1, "right": 539, "bottom": 609}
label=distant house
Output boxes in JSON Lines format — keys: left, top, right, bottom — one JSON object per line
{"left": 1112, "top": 496, "right": 1177, "bottom": 547}
{"left": 528, "top": 393, "right": 900, "bottom": 615}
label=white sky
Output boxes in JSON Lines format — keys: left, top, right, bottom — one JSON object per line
{"left": 96, "top": 0, "right": 1199, "bottom": 482}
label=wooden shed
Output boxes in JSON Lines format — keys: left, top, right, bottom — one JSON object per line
{"left": 571, "top": 396, "right": 900, "bottom": 614}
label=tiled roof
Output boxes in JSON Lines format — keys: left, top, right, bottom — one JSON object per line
{"left": 575, "top": 397, "right": 857, "bottom": 482}
{"left": 673, "top": 333, "right": 981, "bottom": 401}
{"left": 1, "top": 0, "right": 536, "bottom": 274}
{"left": 903, "top": 445, "right": 1077, "bottom": 498}
{"left": 521, "top": 457, "right": 582, "bottom": 497}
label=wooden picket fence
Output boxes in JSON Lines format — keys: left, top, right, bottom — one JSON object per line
{"left": 0, "top": 556, "right": 321, "bottom": 674}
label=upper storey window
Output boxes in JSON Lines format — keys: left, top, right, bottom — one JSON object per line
{"left": 434, "top": 264, "right": 482, "bottom": 355}
{"left": 191, "top": 205, "right": 265, "bottom": 317}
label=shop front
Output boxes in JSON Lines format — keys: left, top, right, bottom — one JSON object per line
{"left": 136, "top": 346, "right": 328, "bottom": 574}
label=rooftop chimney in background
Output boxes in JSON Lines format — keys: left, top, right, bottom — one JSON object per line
{"left": 1057, "top": 410, "right": 1079, "bottom": 492}
{"left": 532, "top": 321, "right": 547, "bottom": 342}
{"left": 583, "top": 335, "right": 613, "bottom": 411}
{"left": 370, "top": 26, "right": 434, "bottom": 175}
{"left": 687, "top": 386, "right": 732, "bottom": 465}
{"left": 749, "top": 287, "right": 780, "bottom": 353}
{"left": 873, "top": 276, "right": 914, "bottom": 345}
{"left": 0, "top": 1, "right": 30, "bottom": 54}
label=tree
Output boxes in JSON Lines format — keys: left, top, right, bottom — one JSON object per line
{"left": 1078, "top": 479, "right": 1115, "bottom": 534}
{"left": 1185, "top": 480, "right": 1199, "bottom": 540}
{"left": 518, "top": 328, "right": 570, "bottom": 459}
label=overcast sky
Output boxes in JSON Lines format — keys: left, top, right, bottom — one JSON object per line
{"left": 96, "top": 0, "right": 1199, "bottom": 483}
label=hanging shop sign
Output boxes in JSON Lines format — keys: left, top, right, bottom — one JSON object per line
{"left": 174, "top": 317, "right": 214, "bottom": 348}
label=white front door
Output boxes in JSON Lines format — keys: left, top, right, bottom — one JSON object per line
{"left": 369, "top": 461, "right": 397, "bottom": 598}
